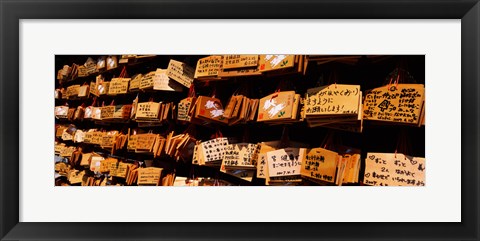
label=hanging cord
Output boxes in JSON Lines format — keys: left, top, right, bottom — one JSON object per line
{"left": 183, "top": 123, "right": 196, "bottom": 136}
{"left": 314, "top": 73, "right": 325, "bottom": 88}
{"left": 216, "top": 129, "right": 223, "bottom": 138}
{"left": 210, "top": 129, "right": 223, "bottom": 139}
{"left": 188, "top": 84, "right": 196, "bottom": 98}
{"left": 329, "top": 68, "right": 339, "bottom": 88}
{"left": 119, "top": 125, "right": 129, "bottom": 135}
{"left": 245, "top": 78, "right": 253, "bottom": 98}
{"left": 196, "top": 79, "right": 212, "bottom": 98}
{"left": 242, "top": 125, "right": 250, "bottom": 143}
{"left": 385, "top": 68, "right": 399, "bottom": 89}
{"left": 321, "top": 130, "right": 335, "bottom": 151}
{"left": 119, "top": 66, "right": 128, "bottom": 78}
{"left": 213, "top": 172, "right": 221, "bottom": 186}
{"left": 394, "top": 72, "right": 400, "bottom": 88}
{"left": 332, "top": 132, "right": 343, "bottom": 153}
{"left": 385, "top": 67, "right": 417, "bottom": 90}
{"left": 213, "top": 178, "right": 220, "bottom": 186}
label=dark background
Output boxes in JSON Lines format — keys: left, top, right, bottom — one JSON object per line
{"left": 55, "top": 55, "right": 425, "bottom": 186}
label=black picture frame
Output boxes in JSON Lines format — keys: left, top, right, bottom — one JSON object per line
{"left": 1, "top": 0, "right": 478, "bottom": 240}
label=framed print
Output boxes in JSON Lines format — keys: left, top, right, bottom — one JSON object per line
{"left": 1, "top": 0, "right": 479, "bottom": 240}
